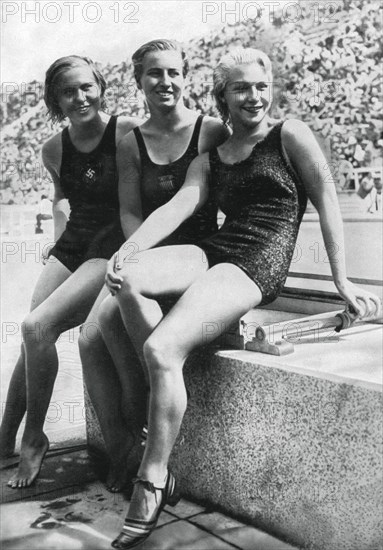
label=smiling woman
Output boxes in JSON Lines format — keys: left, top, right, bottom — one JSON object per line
{"left": 77, "top": 39, "right": 229, "bottom": 496}
{"left": 0, "top": 55, "right": 140, "bottom": 489}
{"left": 214, "top": 48, "right": 273, "bottom": 128}
{"left": 101, "top": 47, "right": 381, "bottom": 549}
{"left": 44, "top": 56, "right": 107, "bottom": 124}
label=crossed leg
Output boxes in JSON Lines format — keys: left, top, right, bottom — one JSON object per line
{"left": 112, "top": 245, "right": 261, "bottom": 524}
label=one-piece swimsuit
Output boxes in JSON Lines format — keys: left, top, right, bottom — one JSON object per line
{"left": 134, "top": 114, "right": 218, "bottom": 247}
{"left": 134, "top": 114, "right": 218, "bottom": 311}
{"left": 198, "top": 121, "right": 308, "bottom": 305}
{"left": 49, "top": 115, "right": 124, "bottom": 271}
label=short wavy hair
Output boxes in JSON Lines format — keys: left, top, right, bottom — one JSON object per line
{"left": 44, "top": 55, "right": 107, "bottom": 123}
{"left": 132, "top": 39, "right": 189, "bottom": 87}
{"left": 213, "top": 48, "right": 273, "bottom": 124}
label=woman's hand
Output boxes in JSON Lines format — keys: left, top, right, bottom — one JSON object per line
{"left": 105, "top": 252, "right": 123, "bottom": 296}
{"left": 335, "top": 279, "right": 382, "bottom": 320}
{"left": 42, "top": 243, "right": 55, "bottom": 265}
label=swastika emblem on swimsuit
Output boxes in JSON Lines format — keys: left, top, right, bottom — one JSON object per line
{"left": 82, "top": 164, "right": 101, "bottom": 185}
{"left": 84, "top": 168, "right": 96, "bottom": 181}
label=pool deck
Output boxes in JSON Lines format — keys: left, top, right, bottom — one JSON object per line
{"left": 1, "top": 448, "right": 298, "bottom": 550}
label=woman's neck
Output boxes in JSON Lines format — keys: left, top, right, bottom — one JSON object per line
{"left": 231, "top": 116, "right": 273, "bottom": 145}
{"left": 147, "top": 104, "right": 194, "bottom": 132}
{"left": 69, "top": 113, "right": 106, "bottom": 142}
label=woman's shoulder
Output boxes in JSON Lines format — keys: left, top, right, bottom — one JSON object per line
{"left": 280, "top": 118, "right": 322, "bottom": 169}
{"left": 201, "top": 115, "right": 230, "bottom": 134}
{"left": 280, "top": 118, "right": 312, "bottom": 144}
{"left": 116, "top": 115, "right": 143, "bottom": 144}
{"left": 42, "top": 132, "right": 63, "bottom": 170}
{"left": 199, "top": 115, "right": 230, "bottom": 152}
{"left": 116, "top": 126, "right": 142, "bottom": 167}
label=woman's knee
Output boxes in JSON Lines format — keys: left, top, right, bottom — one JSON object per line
{"left": 98, "top": 296, "right": 119, "bottom": 333}
{"left": 22, "top": 311, "right": 60, "bottom": 348}
{"left": 143, "top": 335, "right": 181, "bottom": 375}
{"left": 78, "top": 321, "right": 103, "bottom": 361}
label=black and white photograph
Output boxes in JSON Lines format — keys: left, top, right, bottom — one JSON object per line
{"left": 1, "top": 1, "right": 382, "bottom": 548}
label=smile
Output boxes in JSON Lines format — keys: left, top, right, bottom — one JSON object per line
{"left": 77, "top": 106, "right": 90, "bottom": 113}
{"left": 242, "top": 106, "right": 262, "bottom": 113}
{"left": 157, "top": 91, "right": 173, "bottom": 98}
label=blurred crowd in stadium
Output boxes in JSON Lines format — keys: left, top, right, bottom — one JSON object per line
{"left": 1, "top": 0, "right": 382, "bottom": 205}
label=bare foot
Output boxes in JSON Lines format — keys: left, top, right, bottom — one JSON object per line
{"left": 106, "top": 439, "right": 143, "bottom": 493}
{"left": 7, "top": 433, "right": 49, "bottom": 488}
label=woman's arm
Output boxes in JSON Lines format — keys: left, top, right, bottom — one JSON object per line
{"left": 117, "top": 132, "right": 144, "bottom": 239}
{"left": 282, "top": 119, "right": 381, "bottom": 318}
{"left": 106, "top": 153, "right": 210, "bottom": 290}
{"left": 42, "top": 137, "right": 69, "bottom": 242}
{"left": 120, "top": 153, "right": 209, "bottom": 255}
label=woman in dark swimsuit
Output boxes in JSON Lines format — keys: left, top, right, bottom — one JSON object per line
{"left": 105, "top": 48, "right": 381, "bottom": 549}
{"left": 78, "top": 39, "right": 229, "bottom": 492}
{"left": 0, "top": 55, "right": 140, "bottom": 488}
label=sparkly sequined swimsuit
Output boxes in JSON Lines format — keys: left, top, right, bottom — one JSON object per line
{"left": 49, "top": 115, "right": 124, "bottom": 272}
{"left": 134, "top": 114, "right": 218, "bottom": 246}
{"left": 199, "top": 122, "right": 307, "bottom": 305}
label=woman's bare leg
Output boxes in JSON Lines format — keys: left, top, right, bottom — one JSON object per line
{"left": 141, "top": 264, "right": 261, "bottom": 483}
{"left": 0, "top": 259, "right": 71, "bottom": 462}
{"left": 79, "top": 288, "right": 146, "bottom": 491}
{"left": 8, "top": 258, "right": 108, "bottom": 488}
{"left": 114, "top": 245, "right": 209, "bottom": 359}
{"left": 114, "top": 249, "right": 261, "bottom": 524}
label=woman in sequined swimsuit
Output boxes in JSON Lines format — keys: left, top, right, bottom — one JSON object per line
{"left": 105, "top": 48, "right": 381, "bottom": 549}
{"left": 1, "top": 55, "right": 140, "bottom": 489}
{"left": 78, "top": 40, "right": 229, "bottom": 493}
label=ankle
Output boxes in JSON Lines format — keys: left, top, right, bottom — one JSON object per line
{"left": 137, "top": 467, "right": 168, "bottom": 488}
{"left": 21, "top": 431, "right": 47, "bottom": 448}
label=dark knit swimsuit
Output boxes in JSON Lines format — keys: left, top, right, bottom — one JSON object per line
{"left": 199, "top": 122, "right": 308, "bottom": 305}
{"left": 49, "top": 115, "right": 125, "bottom": 272}
{"left": 134, "top": 114, "right": 218, "bottom": 246}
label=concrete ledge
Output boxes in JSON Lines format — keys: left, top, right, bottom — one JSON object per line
{"left": 171, "top": 347, "right": 382, "bottom": 550}
{"left": 85, "top": 324, "right": 383, "bottom": 550}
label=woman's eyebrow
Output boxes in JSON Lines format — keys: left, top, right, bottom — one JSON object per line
{"left": 229, "top": 80, "right": 269, "bottom": 85}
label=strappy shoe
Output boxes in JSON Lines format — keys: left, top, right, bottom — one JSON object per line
{"left": 111, "top": 471, "right": 180, "bottom": 549}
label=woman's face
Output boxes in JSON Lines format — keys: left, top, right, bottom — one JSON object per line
{"left": 56, "top": 65, "right": 102, "bottom": 122}
{"left": 139, "top": 50, "right": 185, "bottom": 110}
{"left": 223, "top": 62, "right": 272, "bottom": 128}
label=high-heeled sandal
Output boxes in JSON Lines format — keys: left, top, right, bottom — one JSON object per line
{"left": 111, "top": 470, "right": 180, "bottom": 549}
